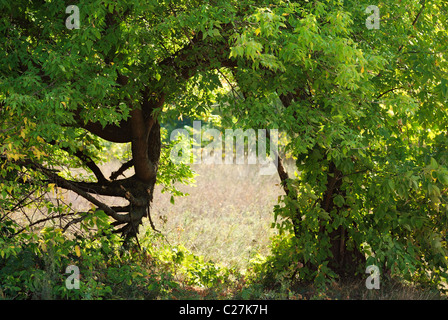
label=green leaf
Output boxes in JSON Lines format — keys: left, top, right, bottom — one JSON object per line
{"left": 333, "top": 194, "right": 345, "bottom": 208}
{"left": 429, "top": 158, "right": 439, "bottom": 170}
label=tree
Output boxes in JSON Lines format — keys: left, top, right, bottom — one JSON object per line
{"left": 221, "top": 0, "right": 448, "bottom": 284}
{"left": 224, "top": 0, "right": 448, "bottom": 284}
{"left": 1, "top": 0, "right": 448, "bottom": 285}
{"left": 0, "top": 0, "right": 236, "bottom": 240}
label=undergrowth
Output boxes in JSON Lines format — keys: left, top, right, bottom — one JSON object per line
{"left": 0, "top": 211, "right": 445, "bottom": 300}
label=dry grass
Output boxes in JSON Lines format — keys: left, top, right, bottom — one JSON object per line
{"left": 147, "top": 162, "right": 290, "bottom": 270}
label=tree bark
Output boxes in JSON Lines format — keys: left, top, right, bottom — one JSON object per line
{"left": 320, "top": 161, "right": 365, "bottom": 278}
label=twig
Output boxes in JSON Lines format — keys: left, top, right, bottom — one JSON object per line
{"left": 9, "top": 212, "right": 77, "bottom": 237}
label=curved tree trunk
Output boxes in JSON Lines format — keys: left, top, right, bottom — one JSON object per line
{"left": 113, "top": 120, "right": 161, "bottom": 240}
{"left": 43, "top": 92, "right": 165, "bottom": 241}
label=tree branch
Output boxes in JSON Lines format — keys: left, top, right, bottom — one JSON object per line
{"left": 47, "top": 140, "right": 107, "bottom": 183}
{"left": 29, "top": 162, "right": 131, "bottom": 223}
{"left": 377, "top": 87, "right": 404, "bottom": 99}
{"left": 266, "top": 130, "right": 291, "bottom": 197}
{"left": 398, "top": 0, "right": 426, "bottom": 53}
{"left": 110, "top": 159, "right": 134, "bottom": 180}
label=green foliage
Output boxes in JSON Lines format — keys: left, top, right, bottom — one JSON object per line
{"left": 157, "top": 127, "right": 197, "bottom": 202}
{"left": 214, "top": 0, "right": 448, "bottom": 289}
{"left": 140, "top": 229, "right": 235, "bottom": 291}
{"left": 0, "top": 210, "right": 238, "bottom": 299}
{"left": 1, "top": 216, "right": 144, "bottom": 299}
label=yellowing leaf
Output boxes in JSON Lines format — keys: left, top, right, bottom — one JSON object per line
{"left": 75, "top": 245, "right": 81, "bottom": 257}
{"left": 8, "top": 153, "right": 24, "bottom": 161}
{"left": 254, "top": 28, "right": 261, "bottom": 36}
{"left": 31, "top": 146, "right": 47, "bottom": 159}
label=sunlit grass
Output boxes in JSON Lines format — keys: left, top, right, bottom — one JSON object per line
{"left": 146, "top": 163, "right": 287, "bottom": 270}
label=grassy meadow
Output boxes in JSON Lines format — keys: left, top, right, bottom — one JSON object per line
{"left": 148, "top": 162, "right": 284, "bottom": 270}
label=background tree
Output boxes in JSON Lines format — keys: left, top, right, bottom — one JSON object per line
{"left": 220, "top": 0, "right": 448, "bottom": 285}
